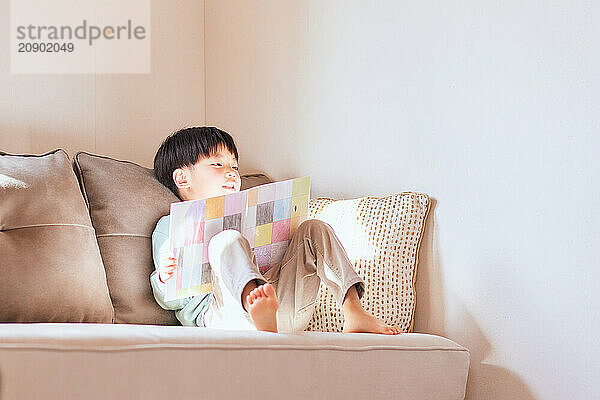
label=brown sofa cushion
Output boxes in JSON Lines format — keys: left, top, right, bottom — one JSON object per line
{"left": 240, "top": 173, "right": 273, "bottom": 190}
{"left": 0, "top": 149, "right": 114, "bottom": 323}
{"left": 73, "top": 151, "right": 272, "bottom": 325}
{"left": 73, "top": 152, "right": 179, "bottom": 325}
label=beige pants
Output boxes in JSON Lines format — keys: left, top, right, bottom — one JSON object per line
{"left": 202, "top": 219, "right": 366, "bottom": 333}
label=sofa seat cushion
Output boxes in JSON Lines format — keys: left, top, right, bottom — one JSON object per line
{"left": 0, "top": 323, "right": 469, "bottom": 400}
{"left": 0, "top": 150, "right": 113, "bottom": 323}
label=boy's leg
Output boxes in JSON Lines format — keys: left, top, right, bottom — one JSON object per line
{"left": 267, "top": 219, "right": 366, "bottom": 333}
{"left": 202, "top": 229, "right": 268, "bottom": 330}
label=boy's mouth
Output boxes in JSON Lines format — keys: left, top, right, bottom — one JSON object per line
{"left": 222, "top": 184, "right": 235, "bottom": 190}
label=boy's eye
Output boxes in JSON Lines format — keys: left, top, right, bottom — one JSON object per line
{"left": 212, "top": 163, "right": 238, "bottom": 171}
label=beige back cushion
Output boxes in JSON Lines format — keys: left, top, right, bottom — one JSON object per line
{"left": 0, "top": 149, "right": 114, "bottom": 323}
{"left": 73, "top": 151, "right": 271, "bottom": 325}
{"left": 305, "top": 193, "right": 431, "bottom": 333}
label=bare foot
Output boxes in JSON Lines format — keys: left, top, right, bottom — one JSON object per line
{"left": 246, "top": 283, "right": 279, "bottom": 333}
{"left": 342, "top": 309, "right": 402, "bottom": 335}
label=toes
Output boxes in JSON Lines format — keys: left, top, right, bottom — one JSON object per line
{"left": 384, "top": 326, "right": 400, "bottom": 335}
{"left": 254, "top": 288, "right": 266, "bottom": 301}
{"left": 263, "top": 283, "right": 276, "bottom": 297}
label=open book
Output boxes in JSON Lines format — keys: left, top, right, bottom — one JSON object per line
{"left": 165, "top": 176, "right": 311, "bottom": 302}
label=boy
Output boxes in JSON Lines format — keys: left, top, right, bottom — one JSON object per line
{"left": 150, "top": 126, "right": 401, "bottom": 334}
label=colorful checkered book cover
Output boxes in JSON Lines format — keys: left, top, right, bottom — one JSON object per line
{"left": 165, "top": 176, "right": 311, "bottom": 302}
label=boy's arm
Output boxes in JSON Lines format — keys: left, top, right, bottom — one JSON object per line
{"left": 150, "top": 223, "right": 187, "bottom": 311}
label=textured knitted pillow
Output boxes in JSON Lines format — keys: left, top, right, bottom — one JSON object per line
{"left": 305, "top": 193, "right": 430, "bottom": 333}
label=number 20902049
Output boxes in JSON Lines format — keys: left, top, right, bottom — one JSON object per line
{"left": 18, "top": 42, "right": 74, "bottom": 53}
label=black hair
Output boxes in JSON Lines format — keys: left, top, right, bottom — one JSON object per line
{"left": 153, "top": 126, "right": 239, "bottom": 199}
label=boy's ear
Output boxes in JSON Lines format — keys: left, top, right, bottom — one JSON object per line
{"left": 173, "top": 168, "right": 191, "bottom": 190}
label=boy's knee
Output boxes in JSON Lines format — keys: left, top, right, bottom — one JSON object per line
{"left": 208, "top": 229, "right": 244, "bottom": 254}
{"left": 298, "top": 219, "right": 331, "bottom": 234}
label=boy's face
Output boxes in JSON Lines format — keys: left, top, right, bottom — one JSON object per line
{"left": 173, "top": 145, "right": 241, "bottom": 201}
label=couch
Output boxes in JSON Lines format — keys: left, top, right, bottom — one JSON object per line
{"left": 0, "top": 149, "right": 470, "bottom": 400}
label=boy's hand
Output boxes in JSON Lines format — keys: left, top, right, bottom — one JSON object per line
{"left": 158, "top": 256, "right": 177, "bottom": 283}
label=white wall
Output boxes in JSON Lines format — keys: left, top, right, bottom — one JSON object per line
{"left": 205, "top": 1, "right": 600, "bottom": 399}
{"left": 0, "top": 0, "right": 206, "bottom": 167}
